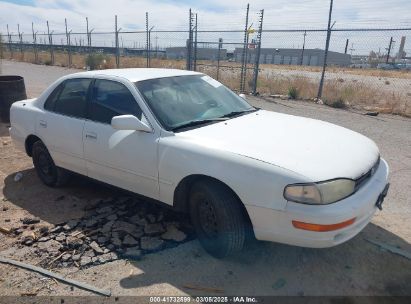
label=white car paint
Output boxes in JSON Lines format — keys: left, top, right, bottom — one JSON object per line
{"left": 9, "top": 68, "right": 389, "bottom": 248}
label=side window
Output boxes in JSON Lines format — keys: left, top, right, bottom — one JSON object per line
{"left": 44, "top": 83, "right": 63, "bottom": 111}
{"left": 53, "top": 78, "right": 92, "bottom": 118}
{"left": 90, "top": 79, "right": 142, "bottom": 124}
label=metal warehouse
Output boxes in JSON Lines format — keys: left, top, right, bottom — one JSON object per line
{"left": 166, "top": 47, "right": 227, "bottom": 60}
{"left": 234, "top": 48, "right": 351, "bottom": 66}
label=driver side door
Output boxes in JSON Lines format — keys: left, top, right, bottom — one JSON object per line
{"left": 83, "top": 78, "right": 159, "bottom": 200}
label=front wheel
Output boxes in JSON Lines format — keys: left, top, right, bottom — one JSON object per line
{"left": 32, "top": 141, "right": 70, "bottom": 187}
{"left": 189, "top": 180, "right": 247, "bottom": 258}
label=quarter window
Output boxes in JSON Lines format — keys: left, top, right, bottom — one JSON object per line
{"left": 50, "top": 78, "right": 92, "bottom": 118}
{"left": 90, "top": 79, "right": 142, "bottom": 124}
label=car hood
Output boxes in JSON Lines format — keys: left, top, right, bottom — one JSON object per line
{"left": 177, "top": 110, "right": 380, "bottom": 181}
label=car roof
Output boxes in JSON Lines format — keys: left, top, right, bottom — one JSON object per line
{"left": 70, "top": 68, "right": 202, "bottom": 82}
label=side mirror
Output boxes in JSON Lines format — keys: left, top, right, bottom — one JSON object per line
{"left": 111, "top": 115, "right": 152, "bottom": 132}
{"left": 239, "top": 93, "right": 247, "bottom": 100}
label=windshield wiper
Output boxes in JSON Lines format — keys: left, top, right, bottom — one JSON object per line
{"left": 220, "top": 108, "right": 258, "bottom": 118}
{"left": 171, "top": 118, "right": 228, "bottom": 132}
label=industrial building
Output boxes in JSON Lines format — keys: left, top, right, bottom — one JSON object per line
{"left": 166, "top": 47, "right": 227, "bottom": 61}
{"left": 233, "top": 48, "right": 351, "bottom": 67}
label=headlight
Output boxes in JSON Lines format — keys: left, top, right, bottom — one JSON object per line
{"left": 284, "top": 179, "right": 356, "bottom": 205}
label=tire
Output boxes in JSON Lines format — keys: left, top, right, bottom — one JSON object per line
{"left": 189, "top": 180, "right": 246, "bottom": 258}
{"left": 32, "top": 141, "right": 70, "bottom": 187}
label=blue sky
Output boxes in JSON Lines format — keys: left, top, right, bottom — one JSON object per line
{"left": 0, "top": 0, "right": 410, "bottom": 54}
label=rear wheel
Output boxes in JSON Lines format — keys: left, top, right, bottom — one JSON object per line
{"left": 189, "top": 180, "right": 246, "bottom": 258}
{"left": 32, "top": 141, "right": 70, "bottom": 187}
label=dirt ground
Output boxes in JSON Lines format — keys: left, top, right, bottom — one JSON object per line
{"left": 0, "top": 60, "right": 410, "bottom": 298}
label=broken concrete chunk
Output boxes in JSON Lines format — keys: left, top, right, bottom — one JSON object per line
{"left": 21, "top": 217, "right": 40, "bottom": 225}
{"left": 61, "top": 253, "right": 71, "bottom": 262}
{"left": 89, "top": 241, "right": 104, "bottom": 254}
{"left": 72, "top": 254, "right": 82, "bottom": 261}
{"left": 161, "top": 224, "right": 187, "bottom": 242}
{"left": 55, "top": 233, "right": 66, "bottom": 242}
{"left": 123, "top": 235, "right": 138, "bottom": 247}
{"left": 112, "top": 221, "right": 138, "bottom": 234}
{"left": 96, "top": 206, "right": 113, "bottom": 214}
{"left": 144, "top": 223, "right": 165, "bottom": 236}
{"left": 106, "top": 214, "right": 118, "bottom": 221}
{"left": 140, "top": 237, "right": 164, "bottom": 251}
{"left": 80, "top": 256, "right": 92, "bottom": 266}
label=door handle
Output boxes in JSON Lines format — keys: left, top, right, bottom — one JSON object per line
{"left": 39, "top": 120, "right": 47, "bottom": 128}
{"left": 85, "top": 132, "right": 97, "bottom": 140}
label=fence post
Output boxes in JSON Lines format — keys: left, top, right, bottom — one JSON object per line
{"left": 46, "top": 21, "right": 55, "bottom": 65}
{"left": 146, "top": 12, "right": 149, "bottom": 68}
{"left": 115, "top": 15, "right": 120, "bottom": 68}
{"left": 386, "top": 37, "right": 393, "bottom": 64}
{"left": 186, "top": 9, "right": 193, "bottom": 70}
{"left": 193, "top": 13, "right": 198, "bottom": 71}
{"left": 65, "top": 19, "right": 72, "bottom": 68}
{"left": 216, "top": 38, "right": 223, "bottom": 80}
{"left": 317, "top": 0, "right": 334, "bottom": 100}
{"left": 344, "top": 38, "right": 349, "bottom": 54}
{"left": 32, "top": 22, "right": 38, "bottom": 64}
{"left": 252, "top": 9, "right": 264, "bottom": 95}
{"left": 240, "top": 4, "right": 250, "bottom": 92}
{"left": 17, "top": 24, "right": 24, "bottom": 59}
{"left": 6, "top": 24, "right": 13, "bottom": 58}
{"left": 300, "top": 30, "right": 306, "bottom": 65}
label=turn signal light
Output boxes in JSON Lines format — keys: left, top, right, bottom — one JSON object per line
{"left": 292, "top": 218, "right": 356, "bottom": 232}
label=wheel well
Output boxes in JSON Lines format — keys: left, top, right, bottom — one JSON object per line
{"left": 173, "top": 174, "right": 253, "bottom": 228}
{"left": 25, "top": 135, "right": 41, "bottom": 157}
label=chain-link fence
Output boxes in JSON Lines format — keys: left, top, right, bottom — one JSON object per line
{"left": 1, "top": 11, "right": 410, "bottom": 116}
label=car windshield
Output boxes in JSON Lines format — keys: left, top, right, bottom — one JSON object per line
{"left": 135, "top": 75, "right": 255, "bottom": 131}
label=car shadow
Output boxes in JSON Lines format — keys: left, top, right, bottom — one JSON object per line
{"left": 2, "top": 169, "right": 411, "bottom": 296}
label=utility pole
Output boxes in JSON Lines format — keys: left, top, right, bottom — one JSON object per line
{"left": 216, "top": 38, "right": 223, "bottom": 80}
{"left": 47, "top": 21, "right": 54, "bottom": 65}
{"left": 193, "top": 13, "right": 198, "bottom": 71}
{"left": 317, "top": 0, "right": 333, "bottom": 99}
{"left": 300, "top": 30, "right": 307, "bottom": 65}
{"left": 344, "top": 38, "right": 349, "bottom": 54}
{"left": 115, "top": 15, "right": 120, "bottom": 68}
{"left": 7, "top": 24, "right": 13, "bottom": 58}
{"left": 386, "top": 37, "right": 393, "bottom": 64}
{"left": 32, "top": 22, "right": 38, "bottom": 63}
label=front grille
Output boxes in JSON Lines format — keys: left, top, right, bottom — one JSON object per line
{"left": 354, "top": 157, "right": 380, "bottom": 191}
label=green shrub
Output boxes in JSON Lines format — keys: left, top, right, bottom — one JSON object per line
{"left": 44, "top": 59, "right": 52, "bottom": 66}
{"left": 85, "top": 53, "right": 109, "bottom": 70}
{"left": 287, "top": 86, "right": 299, "bottom": 99}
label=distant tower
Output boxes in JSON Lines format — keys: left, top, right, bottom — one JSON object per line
{"left": 397, "top": 36, "right": 406, "bottom": 59}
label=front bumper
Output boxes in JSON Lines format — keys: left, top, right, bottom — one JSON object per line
{"left": 246, "top": 158, "right": 389, "bottom": 248}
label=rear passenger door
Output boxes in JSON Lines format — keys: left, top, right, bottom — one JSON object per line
{"left": 37, "top": 78, "right": 92, "bottom": 175}
{"left": 83, "top": 78, "right": 159, "bottom": 200}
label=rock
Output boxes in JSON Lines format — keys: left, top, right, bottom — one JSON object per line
{"left": 38, "top": 236, "right": 50, "bottom": 242}
{"left": 96, "top": 206, "right": 113, "bottom": 214}
{"left": 50, "top": 226, "right": 62, "bottom": 234}
{"left": 110, "top": 237, "right": 122, "bottom": 247}
{"left": 63, "top": 219, "right": 79, "bottom": 231}
{"left": 157, "top": 212, "right": 164, "bottom": 222}
{"left": 14, "top": 228, "right": 24, "bottom": 235}
{"left": 72, "top": 254, "right": 81, "bottom": 261}
{"left": 161, "top": 225, "right": 187, "bottom": 242}
{"left": 4, "top": 219, "right": 10, "bottom": 222}
{"left": 112, "top": 221, "right": 138, "bottom": 234}
{"left": 84, "top": 218, "right": 98, "bottom": 228}
{"left": 101, "top": 221, "right": 114, "bottom": 234}
{"left": 140, "top": 237, "right": 164, "bottom": 251}
{"left": 97, "top": 236, "right": 109, "bottom": 244}
{"left": 55, "top": 233, "right": 66, "bottom": 242}
{"left": 123, "top": 235, "right": 138, "bottom": 247}
{"left": 61, "top": 253, "right": 71, "bottom": 262}
{"left": 21, "top": 236, "right": 34, "bottom": 246}
{"left": 38, "top": 226, "right": 49, "bottom": 235}
{"left": 2, "top": 206, "right": 9, "bottom": 211}
{"left": 117, "top": 210, "right": 127, "bottom": 216}
{"left": 106, "top": 244, "right": 115, "bottom": 251}
{"left": 80, "top": 256, "right": 92, "bottom": 266}
{"left": 14, "top": 172, "right": 23, "bottom": 182}
{"left": 144, "top": 223, "right": 165, "bottom": 236}
{"left": 38, "top": 240, "right": 63, "bottom": 254}
{"left": 83, "top": 250, "right": 95, "bottom": 258}
{"left": 147, "top": 214, "right": 156, "bottom": 223}
{"left": 122, "top": 247, "right": 142, "bottom": 260}
{"left": 66, "top": 236, "right": 83, "bottom": 249}
{"left": 89, "top": 241, "right": 104, "bottom": 254}
{"left": 21, "top": 217, "right": 40, "bottom": 225}
{"left": 129, "top": 228, "right": 144, "bottom": 239}
{"left": 106, "top": 214, "right": 117, "bottom": 221}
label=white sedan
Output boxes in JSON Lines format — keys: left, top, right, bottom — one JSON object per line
{"left": 9, "top": 69, "right": 390, "bottom": 258}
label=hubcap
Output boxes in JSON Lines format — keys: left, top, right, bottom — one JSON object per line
{"left": 198, "top": 198, "right": 218, "bottom": 238}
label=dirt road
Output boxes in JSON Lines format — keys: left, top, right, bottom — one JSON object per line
{"left": 0, "top": 60, "right": 410, "bottom": 297}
